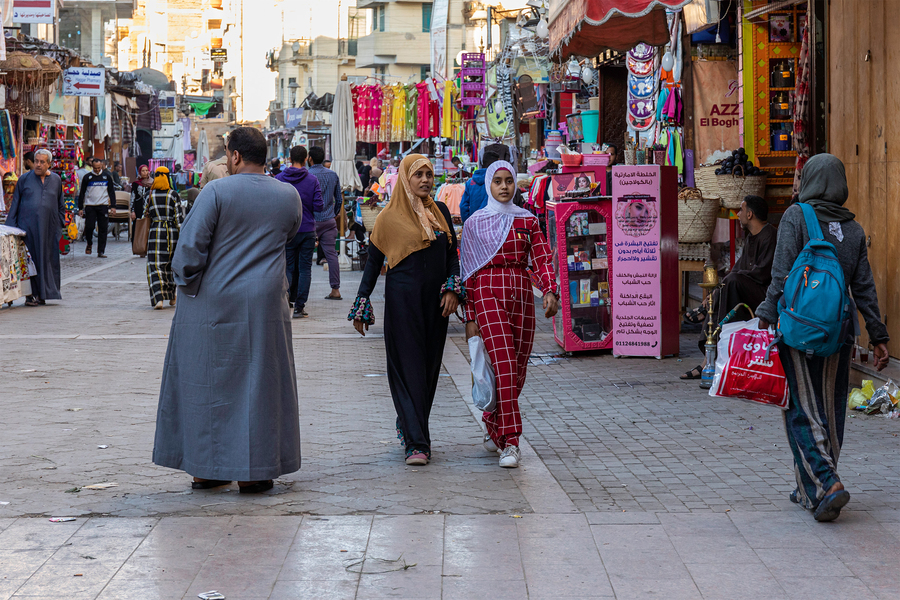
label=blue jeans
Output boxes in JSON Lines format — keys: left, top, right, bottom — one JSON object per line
{"left": 286, "top": 231, "right": 316, "bottom": 307}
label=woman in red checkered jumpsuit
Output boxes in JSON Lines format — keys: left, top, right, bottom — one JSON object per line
{"left": 462, "top": 161, "right": 559, "bottom": 468}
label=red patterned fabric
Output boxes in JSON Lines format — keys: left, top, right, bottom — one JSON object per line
{"left": 549, "top": 0, "right": 691, "bottom": 59}
{"left": 792, "top": 10, "right": 811, "bottom": 197}
{"left": 464, "top": 216, "right": 557, "bottom": 449}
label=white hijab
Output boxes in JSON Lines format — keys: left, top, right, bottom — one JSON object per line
{"left": 461, "top": 161, "right": 533, "bottom": 281}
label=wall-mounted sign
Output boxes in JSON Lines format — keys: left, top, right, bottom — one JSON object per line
{"left": 13, "top": 0, "right": 55, "bottom": 24}
{"left": 63, "top": 67, "right": 105, "bottom": 97}
{"left": 210, "top": 48, "right": 227, "bottom": 62}
{"left": 160, "top": 108, "right": 175, "bottom": 123}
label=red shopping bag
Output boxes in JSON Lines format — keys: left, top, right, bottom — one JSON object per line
{"left": 710, "top": 318, "right": 789, "bottom": 410}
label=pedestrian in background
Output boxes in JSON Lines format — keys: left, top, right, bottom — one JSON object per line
{"left": 359, "top": 157, "right": 380, "bottom": 190}
{"left": 757, "top": 153, "right": 890, "bottom": 522}
{"left": 276, "top": 145, "right": 323, "bottom": 318}
{"left": 460, "top": 144, "right": 510, "bottom": 222}
{"left": 153, "top": 126, "right": 303, "bottom": 494}
{"left": 77, "top": 157, "right": 117, "bottom": 257}
{"left": 307, "top": 146, "right": 342, "bottom": 300}
{"left": 22, "top": 151, "right": 34, "bottom": 172}
{"left": 199, "top": 153, "right": 228, "bottom": 187}
{"left": 130, "top": 164, "right": 153, "bottom": 240}
{"left": 270, "top": 158, "right": 283, "bottom": 176}
{"left": 5, "top": 148, "right": 64, "bottom": 306}
{"left": 462, "top": 161, "right": 558, "bottom": 468}
{"left": 145, "top": 166, "right": 180, "bottom": 309}
{"left": 350, "top": 154, "right": 462, "bottom": 466}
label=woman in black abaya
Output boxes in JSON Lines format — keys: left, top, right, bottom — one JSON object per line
{"left": 349, "top": 154, "right": 463, "bottom": 466}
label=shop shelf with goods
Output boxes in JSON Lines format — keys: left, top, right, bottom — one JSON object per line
{"left": 744, "top": 0, "right": 806, "bottom": 213}
{"left": 547, "top": 197, "right": 614, "bottom": 352}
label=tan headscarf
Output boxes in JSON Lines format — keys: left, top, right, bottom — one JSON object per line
{"left": 370, "top": 154, "right": 451, "bottom": 269}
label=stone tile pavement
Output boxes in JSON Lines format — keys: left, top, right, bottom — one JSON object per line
{"left": 1, "top": 235, "right": 899, "bottom": 598}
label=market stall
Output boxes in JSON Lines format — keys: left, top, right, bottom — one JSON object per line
{"left": 0, "top": 225, "right": 33, "bottom": 306}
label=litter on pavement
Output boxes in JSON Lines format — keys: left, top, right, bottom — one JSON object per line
{"left": 49, "top": 517, "right": 76, "bottom": 522}
{"left": 82, "top": 482, "right": 118, "bottom": 490}
{"left": 849, "top": 379, "right": 900, "bottom": 417}
{"left": 198, "top": 592, "right": 225, "bottom": 600}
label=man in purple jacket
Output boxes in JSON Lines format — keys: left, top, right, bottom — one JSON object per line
{"left": 276, "top": 145, "right": 324, "bottom": 318}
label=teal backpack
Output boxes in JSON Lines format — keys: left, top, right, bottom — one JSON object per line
{"left": 775, "top": 203, "right": 852, "bottom": 357}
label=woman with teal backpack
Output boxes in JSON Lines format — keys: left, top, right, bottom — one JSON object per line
{"left": 756, "top": 153, "right": 889, "bottom": 522}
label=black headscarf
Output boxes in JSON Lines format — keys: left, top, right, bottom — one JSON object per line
{"left": 798, "top": 153, "right": 855, "bottom": 222}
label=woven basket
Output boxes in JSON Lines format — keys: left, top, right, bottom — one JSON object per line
{"left": 360, "top": 204, "right": 383, "bottom": 231}
{"left": 715, "top": 172, "right": 767, "bottom": 210}
{"left": 677, "top": 190, "right": 720, "bottom": 244}
{"left": 694, "top": 166, "right": 721, "bottom": 200}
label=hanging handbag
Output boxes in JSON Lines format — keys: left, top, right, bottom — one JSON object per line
{"left": 132, "top": 217, "right": 150, "bottom": 257}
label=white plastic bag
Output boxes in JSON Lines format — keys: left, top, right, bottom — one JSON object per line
{"left": 469, "top": 335, "right": 496, "bottom": 412}
{"left": 75, "top": 215, "right": 85, "bottom": 241}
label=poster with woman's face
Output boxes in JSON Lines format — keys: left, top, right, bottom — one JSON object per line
{"left": 551, "top": 172, "right": 594, "bottom": 199}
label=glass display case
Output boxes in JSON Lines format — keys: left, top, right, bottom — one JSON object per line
{"left": 547, "top": 197, "right": 614, "bottom": 352}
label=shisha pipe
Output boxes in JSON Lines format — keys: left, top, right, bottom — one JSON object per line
{"left": 699, "top": 296, "right": 757, "bottom": 390}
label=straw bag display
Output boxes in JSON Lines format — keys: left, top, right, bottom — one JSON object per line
{"left": 677, "top": 188, "right": 719, "bottom": 244}
{"left": 360, "top": 204, "right": 383, "bottom": 232}
{"left": 715, "top": 166, "right": 767, "bottom": 210}
{"left": 694, "top": 165, "right": 722, "bottom": 200}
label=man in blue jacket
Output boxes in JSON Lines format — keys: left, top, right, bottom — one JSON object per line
{"left": 460, "top": 144, "right": 510, "bottom": 222}
{"left": 276, "top": 145, "right": 323, "bottom": 318}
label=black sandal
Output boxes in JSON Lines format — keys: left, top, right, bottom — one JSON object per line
{"left": 191, "top": 479, "right": 231, "bottom": 490}
{"left": 680, "top": 366, "right": 703, "bottom": 380}
{"left": 24, "top": 296, "right": 40, "bottom": 307}
{"left": 683, "top": 306, "right": 708, "bottom": 324}
{"left": 238, "top": 480, "right": 274, "bottom": 494}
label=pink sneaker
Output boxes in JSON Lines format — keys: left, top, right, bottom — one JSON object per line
{"left": 405, "top": 452, "right": 428, "bottom": 466}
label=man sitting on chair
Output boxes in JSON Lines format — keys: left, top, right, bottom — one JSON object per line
{"left": 681, "top": 195, "right": 777, "bottom": 380}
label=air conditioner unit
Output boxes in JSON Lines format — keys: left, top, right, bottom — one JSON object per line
{"left": 683, "top": 0, "right": 721, "bottom": 34}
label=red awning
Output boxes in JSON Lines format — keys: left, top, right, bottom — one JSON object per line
{"left": 550, "top": 0, "right": 693, "bottom": 59}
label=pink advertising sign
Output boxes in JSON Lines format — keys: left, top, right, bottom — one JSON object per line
{"left": 611, "top": 165, "right": 663, "bottom": 356}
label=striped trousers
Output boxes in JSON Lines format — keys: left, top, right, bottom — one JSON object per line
{"left": 779, "top": 342, "right": 852, "bottom": 510}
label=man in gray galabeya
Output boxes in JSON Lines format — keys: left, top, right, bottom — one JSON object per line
{"left": 6, "top": 148, "right": 65, "bottom": 306}
{"left": 152, "top": 127, "right": 303, "bottom": 494}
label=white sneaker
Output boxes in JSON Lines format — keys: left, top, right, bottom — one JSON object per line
{"left": 483, "top": 434, "right": 499, "bottom": 453}
{"left": 499, "top": 445, "right": 521, "bottom": 468}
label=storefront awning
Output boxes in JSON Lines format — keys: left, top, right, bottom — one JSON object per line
{"left": 550, "top": 0, "right": 693, "bottom": 59}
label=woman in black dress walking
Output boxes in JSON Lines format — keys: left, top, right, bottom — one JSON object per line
{"left": 350, "top": 154, "right": 463, "bottom": 466}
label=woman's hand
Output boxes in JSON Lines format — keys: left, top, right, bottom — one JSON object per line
{"left": 543, "top": 292, "right": 559, "bottom": 318}
{"left": 465, "top": 321, "right": 479, "bottom": 340}
{"left": 441, "top": 291, "right": 459, "bottom": 318}
{"left": 353, "top": 319, "right": 369, "bottom": 337}
{"left": 130, "top": 211, "right": 136, "bottom": 220}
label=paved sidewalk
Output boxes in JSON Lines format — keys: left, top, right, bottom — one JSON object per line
{"left": 0, "top": 236, "right": 899, "bottom": 598}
